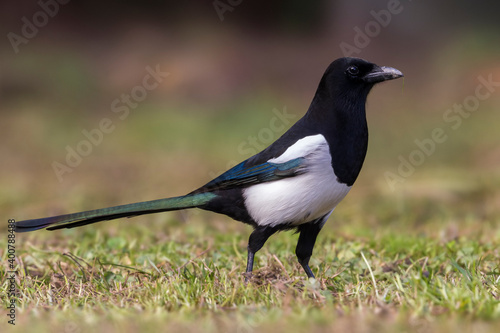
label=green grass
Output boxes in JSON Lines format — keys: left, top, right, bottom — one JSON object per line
{"left": 2, "top": 88, "right": 500, "bottom": 332}
{"left": 2, "top": 211, "right": 499, "bottom": 332}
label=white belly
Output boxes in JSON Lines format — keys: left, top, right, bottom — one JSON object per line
{"left": 243, "top": 134, "right": 351, "bottom": 227}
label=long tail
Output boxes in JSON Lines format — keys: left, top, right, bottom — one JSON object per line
{"left": 15, "top": 192, "right": 216, "bottom": 232}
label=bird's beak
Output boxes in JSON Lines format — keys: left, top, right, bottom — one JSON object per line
{"left": 364, "top": 66, "right": 404, "bottom": 83}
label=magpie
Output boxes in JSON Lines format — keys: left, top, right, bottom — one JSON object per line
{"left": 15, "top": 57, "right": 403, "bottom": 279}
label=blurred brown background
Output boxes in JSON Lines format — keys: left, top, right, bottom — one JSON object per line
{"left": 1, "top": 0, "right": 499, "bottom": 227}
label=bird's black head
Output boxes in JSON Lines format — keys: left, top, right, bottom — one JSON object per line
{"left": 318, "top": 57, "right": 403, "bottom": 100}
{"left": 302, "top": 57, "right": 402, "bottom": 186}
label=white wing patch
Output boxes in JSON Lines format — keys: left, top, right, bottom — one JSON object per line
{"left": 243, "top": 134, "right": 351, "bottom": 227}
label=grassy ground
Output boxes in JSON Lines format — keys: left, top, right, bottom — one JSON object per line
{"left": 2, "top": 88, "right": 500, "bottom": 332}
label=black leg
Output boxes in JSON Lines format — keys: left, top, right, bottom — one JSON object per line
{"left": 295, "top": 216, "right": 327, "bottom": 279}
{"left": 246, "top": 226, "right": 278, "bottom": 277}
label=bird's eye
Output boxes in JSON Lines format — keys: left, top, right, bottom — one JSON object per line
{"left": 346, "top": 65, "right": 359, "bottom": 76}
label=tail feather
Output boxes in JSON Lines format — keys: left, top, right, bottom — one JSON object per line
{"left": 15, "top": 192, "right": 216, "bottom": 232}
